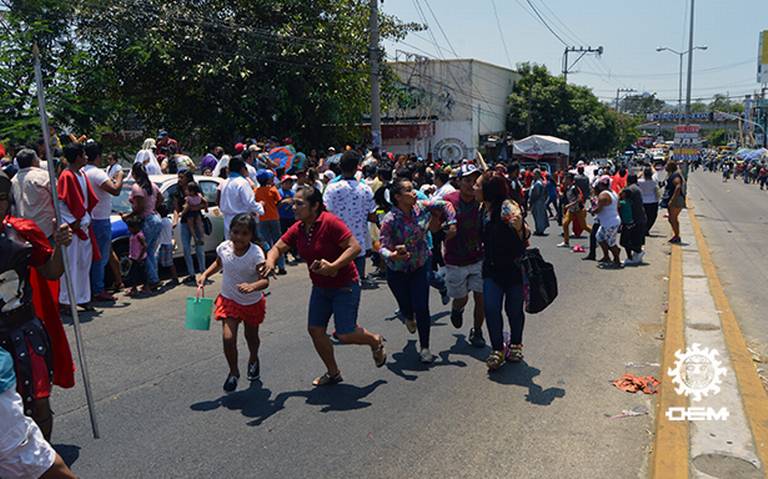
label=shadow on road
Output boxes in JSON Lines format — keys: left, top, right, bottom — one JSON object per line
{"left": 53, "top": 444, "right": 80, "bottom": 467}
{"left": 189, "top": 379, "right": 387, "bottom": 426}
{"left": 386, "top": 340, "right": 467, "bottom": 381}
{"left": 488, "top": 361, "right": 566, "bottom": 406}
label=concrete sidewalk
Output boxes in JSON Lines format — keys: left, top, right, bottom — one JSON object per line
{"left": 651, "top": 206, "right": 768, "bottom": 478}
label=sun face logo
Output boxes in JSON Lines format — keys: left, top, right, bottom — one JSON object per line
{"left": 667, "top": 343, "right": 728, "bottom": 402}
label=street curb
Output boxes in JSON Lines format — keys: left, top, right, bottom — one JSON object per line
{"left": 651, "top": 241, "right": 689, "bottom": 479}
{"left": 688, "top": 205, "right": 768, "bottom": 472}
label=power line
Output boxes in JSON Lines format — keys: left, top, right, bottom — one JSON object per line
{"left": 523, "top": 0, "right": 567, "bottom": 46}
{"left": 489, "top": 0, "right": 513, "bottom": 67}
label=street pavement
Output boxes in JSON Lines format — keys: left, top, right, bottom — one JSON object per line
{"left": 51, "top": 215, "right": 672, "bottom": 478}
{"left": 687, "top": 171, "right": 768, "bottom": 356}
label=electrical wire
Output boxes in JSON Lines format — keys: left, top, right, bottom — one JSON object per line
{"left": 490, "top": 0, "right": 513, "bottom": 67}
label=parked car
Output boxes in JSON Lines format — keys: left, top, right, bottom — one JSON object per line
{"left": 108, "top": 174, "right": 226, "bottom": 284}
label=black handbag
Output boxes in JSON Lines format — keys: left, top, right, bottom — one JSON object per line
{"left": 520, "top": 248, "right": 558, "bottom": 314}
{"left": 203, "top": 216, "right": 213, "bottom": 236}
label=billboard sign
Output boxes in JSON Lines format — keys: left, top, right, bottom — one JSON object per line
{"left": 759, "top": 31, "right": 768, "bottom": 84}
{"left": 673, "top": 124, "right": 701, "bottom": 161}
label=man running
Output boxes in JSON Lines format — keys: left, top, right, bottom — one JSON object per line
{"left": 443, "top": 162, "right": 485, "bottom": 347}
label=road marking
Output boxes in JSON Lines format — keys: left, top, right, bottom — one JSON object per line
{"left": 688, "top": 205, "right": 768, "bottom": 472}
{"left": 651, "top": 241, "right": 689, "bottom": 479}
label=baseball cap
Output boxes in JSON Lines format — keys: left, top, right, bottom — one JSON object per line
{"left": 281, "top": 174, "right": 297, "bottom": 183}
{"left": 577, "top": 160, "right": 586, "bottom": 168}
{"left": 455, "top": 161, "right": 480, "bottom": 178}
{"left": 157, "top": 129, "right": 168, "bottom": 138}
{"left": 234, "top": 143, "right": 245, "bottom": 154}
{"left": 256, "top": 169, "right": 275, "bottom": 185}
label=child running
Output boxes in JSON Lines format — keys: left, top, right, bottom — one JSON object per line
{"left": 183, "top": 182, "right": 207, "bottom": 244}
{"left": 198, "top": 213, "right": 269, "bottom": 392}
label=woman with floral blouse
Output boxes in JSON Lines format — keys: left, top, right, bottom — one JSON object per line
{"left": 379, "top": 178, "right": 456, "bottom": 363}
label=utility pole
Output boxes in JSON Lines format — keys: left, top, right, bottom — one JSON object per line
{"left": 615, "top": 88, "right": 636, "bottom": 112}
{"left": 369, "top": 0, "right": 382, "bottom": 150}
{"left": 562, "top": 46, "right": 604, "bottom": 83}
{"left": 684, "top": 0, "right": 695, "bottom": 114}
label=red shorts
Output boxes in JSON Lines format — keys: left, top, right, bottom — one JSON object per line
{"left": 214, "top": 295, "right": 266, "bottom": 326}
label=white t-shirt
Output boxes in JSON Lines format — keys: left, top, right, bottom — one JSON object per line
{"left": 217, "top": 241, "right": 266, "bottom": 305}
{"left": 106, "top": 163, "right": 123, "bottom": 179}
{"left": 83, "top": 164, "right": 113, "bottom": 220}
{"left": 158, "top": 217, "right": 174, "bottom": 246}
{"left": 323, "top": 178, "right": 375, "bottom": 254}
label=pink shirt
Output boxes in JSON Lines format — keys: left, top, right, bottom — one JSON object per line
{"left": 129, "top": 183, "right": 161, "bottom": 218}
{"left": 129, "top": 231, "right": 147, "bottom": 261}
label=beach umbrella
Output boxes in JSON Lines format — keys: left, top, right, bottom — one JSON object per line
{"left": 269, "top": 146, "right": 295, "bottom": 170}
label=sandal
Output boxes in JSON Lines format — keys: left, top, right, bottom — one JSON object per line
{"left": 312, "top": 371, "right": 343, "bottom": 386}
{"left": 372, "top": 336, "right": 387, "bottom": 368}
{"left": 486, "top": 350, "right": 505, "bottom": 371}
{"left": 507, "top": 344, "right": 524, "bottom": 363}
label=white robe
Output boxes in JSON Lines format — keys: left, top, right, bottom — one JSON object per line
{"left": 59, "top": 171, "right": 93, "bottom": 306}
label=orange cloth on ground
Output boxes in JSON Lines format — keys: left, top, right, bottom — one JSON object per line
{"left": 255, "top": 186, "right": 281, "bottom": 221}
{"left": 611, "top": 373, "right": 659, "bottom": 394}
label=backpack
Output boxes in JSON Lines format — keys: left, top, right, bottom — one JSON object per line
{"left": 520, "top": 248, "right": 558, "bottom": 314}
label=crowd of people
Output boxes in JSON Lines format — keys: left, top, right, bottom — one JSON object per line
{"left": 0, "top": 127, "right": 692, "bottom": 477}
{"left": 702, "top": 153, "right": 768, "bottom": 189}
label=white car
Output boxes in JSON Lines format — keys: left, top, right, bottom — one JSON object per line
{"left": 109, "top": 174, "right": 226, "bottom": 284}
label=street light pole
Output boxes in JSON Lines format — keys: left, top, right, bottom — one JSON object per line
{"left": 656, "top": 45, "right": 707, "bottom": 118}
{"left": 369, "top": 0, "right": 382, "bottom": 150}
{"left": 685, "top": 0, "right": 696, "bottom": 114}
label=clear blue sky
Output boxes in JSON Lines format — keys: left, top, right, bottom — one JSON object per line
{"left": 381, "top": 0, "right": 766, "bottom": 104}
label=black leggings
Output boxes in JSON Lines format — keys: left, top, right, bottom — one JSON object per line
{"left": 386, "top": 266, "right": 431, "bottom": 349}
{"left": 644, "top": 203, "right": 658, "bottom": 235}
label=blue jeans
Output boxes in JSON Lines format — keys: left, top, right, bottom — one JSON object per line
{"left": 354, "top": 256, "right": 366, "bottom": 280}
{"left": 90, "top": 219, "right": 112, "bottom": 295}
{"left": 180, "top": 222, "right": 205, "bottom": 276}
{"left": 258, "top": 220, "right": 284, "bottom": 270}
{"left": 142, "top": 213, "right": 162, "bottom": 285}
{"left": 308, "top": 282, "right": 361, "bottom": 335}
{"left": 483, "top": 278, "right": 525, "bottom": 351}
{"left": 386, "top": 266, "right": 431, "bottom": 349}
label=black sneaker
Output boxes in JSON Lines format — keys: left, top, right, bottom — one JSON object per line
{"left": 469, "top": 328, "right": 486, "bottom": 348}
{"left": 450, "top": 308, "right": 464, "bottom": 329}
{"left": 183, "top": 275, "right": 197, "bottom": 285}
{"left": 223, "top": 374, "right": 239, "bottom": 392}
{"left": 277, "top": 268, "right": 287, "bottom": 276}
{"left": 247, "top": 360, "right": 260, "bottom": 381}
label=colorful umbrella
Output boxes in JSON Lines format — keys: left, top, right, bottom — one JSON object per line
{"left": 269, "top": 146, "right": 295, "bottom": 170}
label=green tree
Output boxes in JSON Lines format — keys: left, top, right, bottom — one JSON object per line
{"left": 618, "top": 93, "right": 666, "bottom": 116}
{"left": 0, "top": 0, "right": 416, "bottom": 150}
{"left": 506, "top": 63, "right": 630, "bottom": 158}
{"left": 706, "top": 128, "right": 729, "bottom": 147}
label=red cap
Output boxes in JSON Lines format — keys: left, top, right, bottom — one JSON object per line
{"left": 234, "top": 143, "right": 245, "bottom": 154}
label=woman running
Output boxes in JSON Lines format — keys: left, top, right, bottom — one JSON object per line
{"left": 474, "top": 172, "right": 530, "bottom": 370}
{"left": 262, "top": 186, "right": 386, "bottom": 386}
{"left": 379, "top": 178, "right": 456, "bottom": 363}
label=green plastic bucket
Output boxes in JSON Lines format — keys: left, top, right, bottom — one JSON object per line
{"left": 186, "top": 288, "right": 213, "bottom": 331}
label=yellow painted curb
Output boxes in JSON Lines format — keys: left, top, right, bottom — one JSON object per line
{"left": 688, "top": 206, "right": 768, "bottom": 473}
{"left": 651, "top": 243, "right": 689, "bottom": 478}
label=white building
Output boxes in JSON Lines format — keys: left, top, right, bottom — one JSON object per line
{"left": 381, "top": 57, "right": 519, "bottom": 162}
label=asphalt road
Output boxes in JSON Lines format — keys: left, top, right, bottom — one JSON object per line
{"left": 687, "top": 170, "right": 768, "bottom": 355}
{"left": 51, "top": 216, "right": 670, "bottom": 478}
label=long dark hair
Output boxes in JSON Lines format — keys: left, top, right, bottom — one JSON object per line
{"left": 482, "top": 172, "right": 510, "bottom": 222}
{"left": 131, "top": 162, "right": 153, "bottom": 196}
{"left": 388, "top": 177, "right": 412, "bottom": 210}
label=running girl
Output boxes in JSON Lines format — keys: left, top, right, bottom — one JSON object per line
{"left": 198, "top": 214, "right": 269, "bottom": 392}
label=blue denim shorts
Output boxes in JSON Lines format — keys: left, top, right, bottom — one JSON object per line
{"left": 308, "top": 282, "right": 361, "bottom": 335}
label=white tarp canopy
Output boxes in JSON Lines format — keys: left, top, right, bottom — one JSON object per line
{"left": 512, "top": 135, "right": 570, "bottom": 157}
